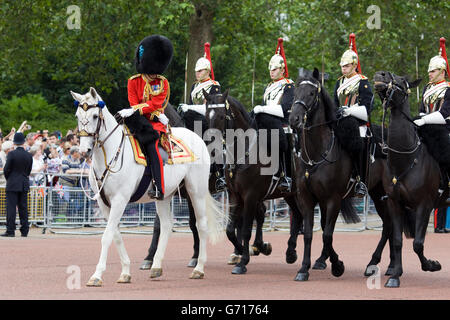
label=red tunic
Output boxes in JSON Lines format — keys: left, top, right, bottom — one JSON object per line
{"left": 127, "top": 74, "right": 170, "bottom": 133}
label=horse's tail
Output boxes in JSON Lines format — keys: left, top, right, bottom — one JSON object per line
{"left": 205, "top": 193, "right": 229, "bottom": 244}
{"left": 403, "top": 207, "right": 416, "bottom": 239}
{"left": 340, "top": 198, "right": 361, "bottom": 224}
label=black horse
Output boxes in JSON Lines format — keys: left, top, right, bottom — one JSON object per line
{"left": 204, "top": 89, "right": 304, "bottom": 274}
{"left": 289, "top": 68, "right": 393, "bottom": 281}
{"left": 373, "top": 71, "right": 448, "bottom": 288}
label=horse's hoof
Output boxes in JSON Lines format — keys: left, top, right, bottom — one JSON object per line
{"left": 227, "top": 254, "right": 241, "bottom": 265}
{"left": 261, "top": 242, "right": 272, "bottom": 256}
{"left": 364, "top": 265, "right": 378, "bottom": 277}
{"left": 422, "top": 260, "right": 441, "bottom": 272}
{"left": 140, "top": 260, "right": 152, "bottom": 270}
{"left": 116, "top": 274, "right": 131, "bottom": 283}
{"left": 384, "top": 277, "right": 400, "bottom": 288}
{"left": 231, "top": 265, "right": 247, "bottom": 275}
{"left": 249, "top": 246, "right": 260, "bottom": 256}
{"left": 331, "top": 260, "right": 345, "bottom": 277}
{"left": 189, "top": 270, "right": 204, "bottom": 279}
{"left": 187, "top": 258, "right": 198, "bottom": 268}
{"left": 312, "top": 261, "right": 327, "bottom": 270}
{"left": 285, "top": 251, "right": 297, "bottom": 264}
{"left": 385, "top": 267, "right": 395, "bottom": 276}
{"left": 150, "top": 268, "right": 163, "bottom": 278}
{"left": 86, "top": 277, "right": 103, "bottom": 287}
{"left": 294, "top": 272, "right": 309, "bottom": 281}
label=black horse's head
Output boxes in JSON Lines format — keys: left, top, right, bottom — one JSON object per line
{"left": 204, "top": 89, "right": 229, "bottom": 132}
{"left": 290, "top": 68, "right": 336, "bottom": 130}
{"left": 373, "top": 71, "right": 421, "bottom": 109}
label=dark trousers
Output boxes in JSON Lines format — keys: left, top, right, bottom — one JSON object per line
{"left": 435, "top": 207, "right": 447, "bottom": 230}
{"left": 146, "top": 139, "right": 165, "bottom": 195}
{"left": 6, "top": 191, "right": 29, "bottom": 235}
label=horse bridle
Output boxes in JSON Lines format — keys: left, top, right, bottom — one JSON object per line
{"left": 380, "top": 72, "right": 421, "bottom": 155}
{"left": 291, "top": 80, "right": 337, "bottom": 168}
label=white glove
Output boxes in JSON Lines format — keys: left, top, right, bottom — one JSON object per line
{"left": 118, "top": 108, "right": 135, "bottom": 118}
{"left": 158, "top": 114, "right": 169, "bottom": 125}
{"left": 253, "top": 105, "right": 263, "bottom": 114}
{"left": 413, "top": 118, "right": 425, "bottom": 126}
{"left": 180, "top": 104, "right": 189, "bottom": 113}
{"left": 343, "top": 104, "right": 368, "bottom": 122}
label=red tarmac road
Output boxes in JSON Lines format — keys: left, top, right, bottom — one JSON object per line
{"left": 1, "top": 227, "right": 450, "bottom": 300}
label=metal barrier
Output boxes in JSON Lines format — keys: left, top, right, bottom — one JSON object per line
{"left": 2, "top": 172, "right": 436, "bottom": 234}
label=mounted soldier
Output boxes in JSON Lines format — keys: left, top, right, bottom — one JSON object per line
{"left": 180, "top": 42, "right": 225, "bottom": 192}
{"left": 334, "top": 33, "right": 374, "bottom": 198}
{"left": 117, "top": 34, "right": 173, "bottom": 200}
{"left": 413, "top": 37, "right": 450, "bottom": 201}
{"left": 252, "top": 38, "right": 294, "bottom": 192}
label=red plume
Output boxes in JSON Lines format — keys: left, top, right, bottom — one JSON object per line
{"left": 204, "top": 42, "right": 214, "bottom": 80}
{"left": 349, "top": 33, "right": 362, "bottom": 74}
{"left": 439, "top": 37, "right": 450, "bottom": 76}
{"left": 275, "top": 38, "right": 289, "bottom": 78}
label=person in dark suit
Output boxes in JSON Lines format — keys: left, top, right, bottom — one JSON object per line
{"left": 1, "top": 132, "right": 33, "bottom": 237}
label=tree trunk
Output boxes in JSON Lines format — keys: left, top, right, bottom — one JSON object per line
{"left": 186, "top": 1, "right": 216, "bottom": 102}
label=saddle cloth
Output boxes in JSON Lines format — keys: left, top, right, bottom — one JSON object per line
{"left": 125, "top": 126, "right": 198, "bottom": 166}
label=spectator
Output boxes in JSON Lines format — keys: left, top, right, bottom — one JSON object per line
{"left": 66, "top": 133, "right": 79, "bottom": 146}
{"left": 46, "top": 144, "right": 62, "bottom": 186}
{"left": 434, "top": 207, "right": 449, "bottom": 233}
{"left": 60, "top": 145, "right": 82, "bottom": 188}
{"left": 25, "top": 132, "right": 35, "bottom": 151}
{"left": 0, "top": 140, "right": 14, "bottom": 167}
{"left": 29, "top": 145, "right": 46, "bottom": 186}
{"left": 42, "top": 129, "right": 49, "bottom": 140}
{"left": 61, "top": 142, "right": 72, "bottom": 159}
{"left": 1, "top": 132, "right": 33, "bottom": 237}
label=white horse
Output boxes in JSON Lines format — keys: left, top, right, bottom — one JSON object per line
{"left": 71, "top": 87, "right": 226, "bottom": 286}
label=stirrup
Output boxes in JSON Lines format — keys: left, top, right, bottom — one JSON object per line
{"left": 215, "top": 176, "right": 226, "bottom": 192}
{"left": 277, "top": 176, "right": 292, "bottom": 193}
{"left": 148, "top": 182, "right": 164, "bottom": 200}
{"left": 354, "top": 181, "right": 367, "bottom": 198}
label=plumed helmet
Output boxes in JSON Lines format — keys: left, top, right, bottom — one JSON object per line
{"left": 428, "top": 37, "right": 449, "bottom": 75}
{"left": 340, "top": 33, "right": 361, "bottom": 73}
{"left": 195, "top": 57, "right": 211, "bottom": 72}
{"left": 135, "top": 35, "right": 173, "bottom": 75}
{"left": 268, "top": 38, "right": 289, "bottom": 78}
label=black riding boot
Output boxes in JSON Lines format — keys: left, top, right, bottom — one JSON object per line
{"left": 354, "top": 140, "right": 369, "bottom": 198}
{"left": 145, "top": 140, "right": 165, "bottom": 201}
{"left": 277, "top": 152, "right": 291, "bottom": 193}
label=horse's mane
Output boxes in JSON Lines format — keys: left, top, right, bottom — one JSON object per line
{"left": 165, "top": 102, "right": 184, "bottom": 127}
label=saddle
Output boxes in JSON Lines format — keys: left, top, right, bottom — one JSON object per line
{"left": 125, "top": 125, "right": 197, "bottom": 166}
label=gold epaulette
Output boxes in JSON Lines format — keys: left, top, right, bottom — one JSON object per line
{"left": 128, "top": 74, "right": 142, "bottom": 80}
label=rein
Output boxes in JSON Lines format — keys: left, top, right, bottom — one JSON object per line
{"left": 293, "top": 80, "right": 338, "bottom": 169}
{"left": 76, "top": 103, "right": 127, "bottom": 201}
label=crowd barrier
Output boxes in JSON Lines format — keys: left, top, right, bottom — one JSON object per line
{"left": 0, "top": 173, "right": 434, "bottom": 235}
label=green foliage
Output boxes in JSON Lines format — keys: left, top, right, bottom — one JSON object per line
{"left": 0, "top": 0, "right": 448, "bottom": 128}
{"left": 0, "top": 94, "right": 76, "bottom": 133}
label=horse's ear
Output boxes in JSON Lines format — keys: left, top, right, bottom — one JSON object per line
{"left": 89, "top": 87, "right": 98, "bottom": 99}
{"left": 223, "top": 88, "right": 229, "bottom": 100}
{"left": 312, "top": 68, "right": 320, "bottom": 81}
{"left": 70, "top": 91, "right": 83, "bottom": 102}
{"left": 408, "top": 78, "right": 422, "bottom": 89}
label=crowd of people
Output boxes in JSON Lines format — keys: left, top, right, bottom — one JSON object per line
{"left": 0, "top": 127, "right": 90, "bottom": 188}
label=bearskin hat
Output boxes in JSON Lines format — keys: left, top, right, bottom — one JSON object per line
{"left": 135, "top": 35, "right": 173, "bottom": 75}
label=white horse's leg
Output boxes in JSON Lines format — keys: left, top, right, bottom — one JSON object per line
{"left": 87, "top": 199, "right": 128, "bottom": 286}
{"left": 188, "top": 193, "right": 208, "bottom": 279}
{"left": 113, "top": 229, "right": 131, "bottom": 283}
{"left": 150, "top": 198, "right": 172, "bottom": 278}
